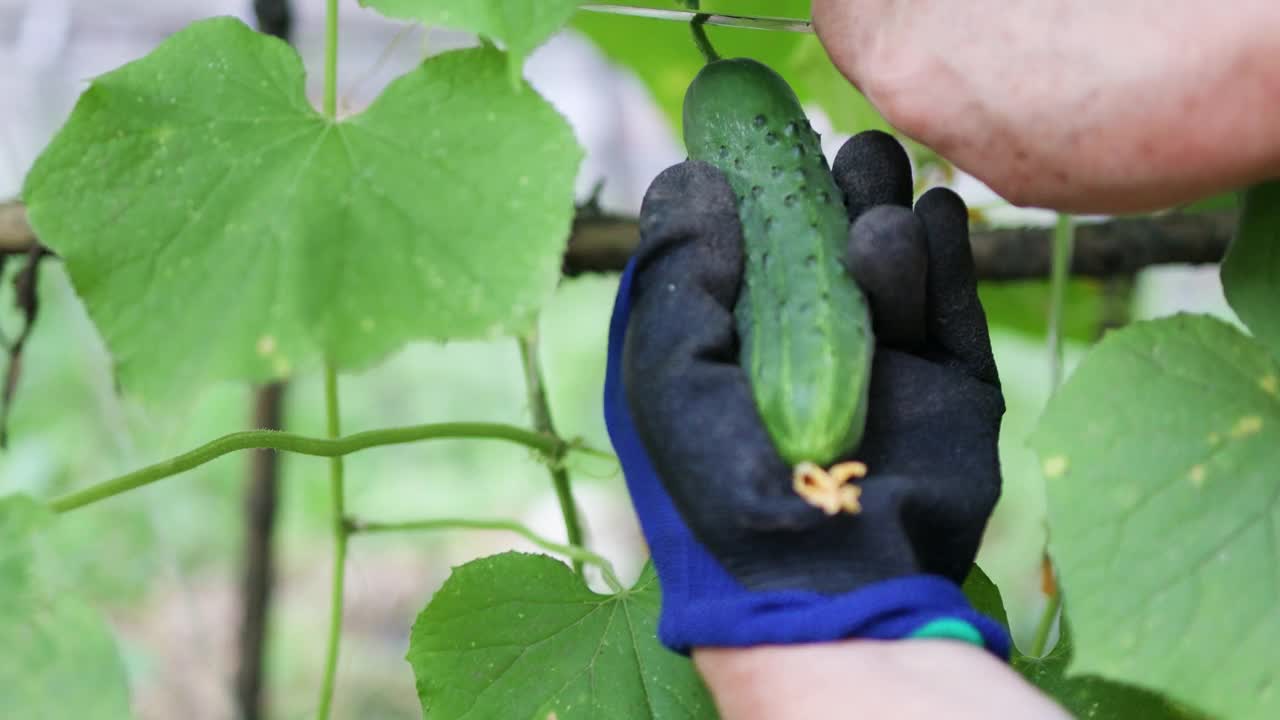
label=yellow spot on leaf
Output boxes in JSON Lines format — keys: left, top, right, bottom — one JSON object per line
{"left": 1188, "top": 465, "right": 1206, "bottom": 488}
{"left": 1231, "top": 415, "right": 1263, "bottom": 438}
{"left": 1261, "top": 375, "right": 1279, "bottom": 397}
{"left": 272, "top": 355, "right": 291, "bottom": 377}
{"left": 1207, "top": 432, "right": 1221, "bottom": 445}
{"left": 256, "top": 335, "right": 276, "bottom": 356}
{"left": 360, "top": 317, "right": 376, "bottom": 332}
{"left": 1043, "top": 455, "right": 1069, "bottom": 478}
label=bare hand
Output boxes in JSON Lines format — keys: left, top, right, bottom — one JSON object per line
{"left": 812, "top": 0, "right": 1280, "bottom": 213}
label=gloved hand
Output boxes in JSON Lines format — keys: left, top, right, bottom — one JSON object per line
{"left": 603, "top": 130, "right": 1009, "bottom": 656}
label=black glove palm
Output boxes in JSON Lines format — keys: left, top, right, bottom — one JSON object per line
{"left": 622, "top": 131, "right": 1003, "bottom": 594}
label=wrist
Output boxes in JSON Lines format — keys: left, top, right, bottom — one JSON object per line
{"left": 694, "top": 639, "right": 1061, "bottom": 720}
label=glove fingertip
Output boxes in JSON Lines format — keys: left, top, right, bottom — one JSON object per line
{"left": 832, "top": 130, "right": 913, "bottom": 218}
{"left": 914, "top": 186, "right": 969, "bottom": 227}
{"left": 635, "top": 161, "right": 746, "bottom": 299}
{"left": 914, "top": 187, "right": 1001, "bottom": 385}
{"left": 846, "top": 205, "right": 927, "bottom": 275}
{"left": 846, "top": 205, "right": 928, "bottom": 349}
{"left": 641, "top": 161, "right": 739, "bottom": 228}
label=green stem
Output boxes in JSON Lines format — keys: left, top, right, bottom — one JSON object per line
{"left": 350, "top": 517, "right": 625, "bottom": 594}
{"left": 1033, "top": 213, "right": 1075, "bottom": 658}
{"left": 690, "top": 14, "right": 721, "bottom": 64}
{"left": 315, "top": 364, "right": 346, "bottom": 720}
{"left": 562, "top": 442, "right": 617, "bottom": 464}
{"left": 519, "top": 333, "right": 584, "bottom": 573}
{"left": 1029, "top": 586, "right": 1063, "bottom": 658}
{"left": 323, "top": 0, "right": 338, "bottom": 118}
{"left": 1047, "top": 213, "right": 1075, "bottom": 389}
{"left": 48, "top": 422, "right": 568, "bottom": 514}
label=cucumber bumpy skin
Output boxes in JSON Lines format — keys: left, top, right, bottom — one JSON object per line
{"left": 683, "top": 58, "right": 874, "bottom": 486}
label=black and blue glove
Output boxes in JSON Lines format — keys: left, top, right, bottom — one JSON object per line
{"left": 603, "top": 130, "right": 1010, "bottom": 657}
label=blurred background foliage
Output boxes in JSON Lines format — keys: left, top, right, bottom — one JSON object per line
{"left": 0, "top": 1, "right": 1238, "bottom": 717}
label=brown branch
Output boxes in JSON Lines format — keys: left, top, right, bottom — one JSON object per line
{"left": 968, "top": 210, "right": 1237, "bottom": 280}
{"left": 253, "top": 0, "right": 293, "bottom": 39}
{"left": 4, "top": 200, "right": 1234, "bottom": 281}
{"left": 0, "top": 245, "right": 52, "bottom": 447}
{"left": 235, "top": 382, "right": 287, "bottom": 720}
{"left": 564, "top": 208, "right": 1237, "bottom": 280}
{"left": 235, "top": 6, "right": 294, "bottom": 720}
{"left": 0, "top": 201, "right": 37, "bottom": 253}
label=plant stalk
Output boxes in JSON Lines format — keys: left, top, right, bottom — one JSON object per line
{"left": 1046, "top": 213, "right": 1075, "bottom": 389}
{"left": 47, "top": 422, "right": 569, "bottom": 514}
{"left": 1032, "top": 213, "right": 1075, "bottom": 658}
{"left": 323, "top": 0, "right": 338, "bottom": 118}
{"left": 315, "top": 364, "right": 346, "bottom": 720}
{"left": 1029, "top": 583, "right": 1063, "bottom": 658}
{"left": 350, "top": 517, "right": 624, "bottom": 593}
{"left": 690, "top": 14, "right": 721, "bottom": 64}
{"left": 518, "top": 333, "right": 585, "bottom": 573}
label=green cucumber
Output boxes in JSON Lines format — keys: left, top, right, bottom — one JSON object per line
{"left": 683, "top": 58, "right": 873, "bottom": 468}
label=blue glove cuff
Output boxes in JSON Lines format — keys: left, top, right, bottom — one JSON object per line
{"left": 605, "top": 257, "right": 1010, "bottom": 661}
{"left": 656, "top": 573, "right": 1010, "bottom": 658}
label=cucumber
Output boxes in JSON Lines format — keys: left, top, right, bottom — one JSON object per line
{"left": 683, "top": 58, "right": 873, "bottom": 469}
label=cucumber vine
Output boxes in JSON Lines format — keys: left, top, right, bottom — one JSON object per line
{"left": 690, "top": 14, "right": 721, "bottom": 64}
{"left": 1029, "top": 213, "right": 1073, "bottom": 660}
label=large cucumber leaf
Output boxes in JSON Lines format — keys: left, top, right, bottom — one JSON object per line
{"left": 407, "top": 553, "right": 716, "bottom": 719}
{"left": 0, "top": 494, "right": 133, "bottom": 719}
{"left": 967, "top": 563, "right": 1204, "bottom": 719}
{"left": 980, "top": 279, "right": 1106, "bottom": 343}
{"left": 23, "top": 18, "right": 581, "bottom": 399}
{"left": 360, "top": 0, "right": 584, "bottom": 81}
{"left": 1014, "top": 621, "right": 1207, "bottom": 720}
{"left": 1221, "top": 180, "right": 1280, "bottom": 360}
{"left": 1031, "top": 314, "right": 1280, "bottom": 720}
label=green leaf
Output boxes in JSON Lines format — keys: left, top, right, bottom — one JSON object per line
{"left": 1221, "top": 180, "right": 1280, "bottom": 360}
{"left": 1181, "top": 190, "right": 1239, "bottom": 214}
{"left": 574, "top": 4, "right": 939, "bottom": 179}
{"left": 964, "top": 560, "right": 1202, "bottom": 718}
{"left": 980, "top": 279, "right": 1107, "bottom": 343}
{"left": 1014, "top": 621, "right": 1207, "bottom": 720}
{"left": 1030, "top": 314, "right": 1280, "bottom": 720}
{"left": 0, "top": 494, "right": 49, "bottom": 595}
{"left": 573, "top": 2, "right": 809, "bottom": 129}
{"left": 407, "top": 552, "right": 717, "bottom": 719}
{"left": 789, "top": 35, "right": 889, "bottom": 136}
{"left": 0, "top": 495, "right": 133, "bottom": 719}
{"left": 360, "top": 0, "right": 583, "bottom": 81}
{"left": 24, "top": 18, "right": 581, "bottom": 398}
{"left": 961, "top": 564, "right": 1011, "bottom": 631}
